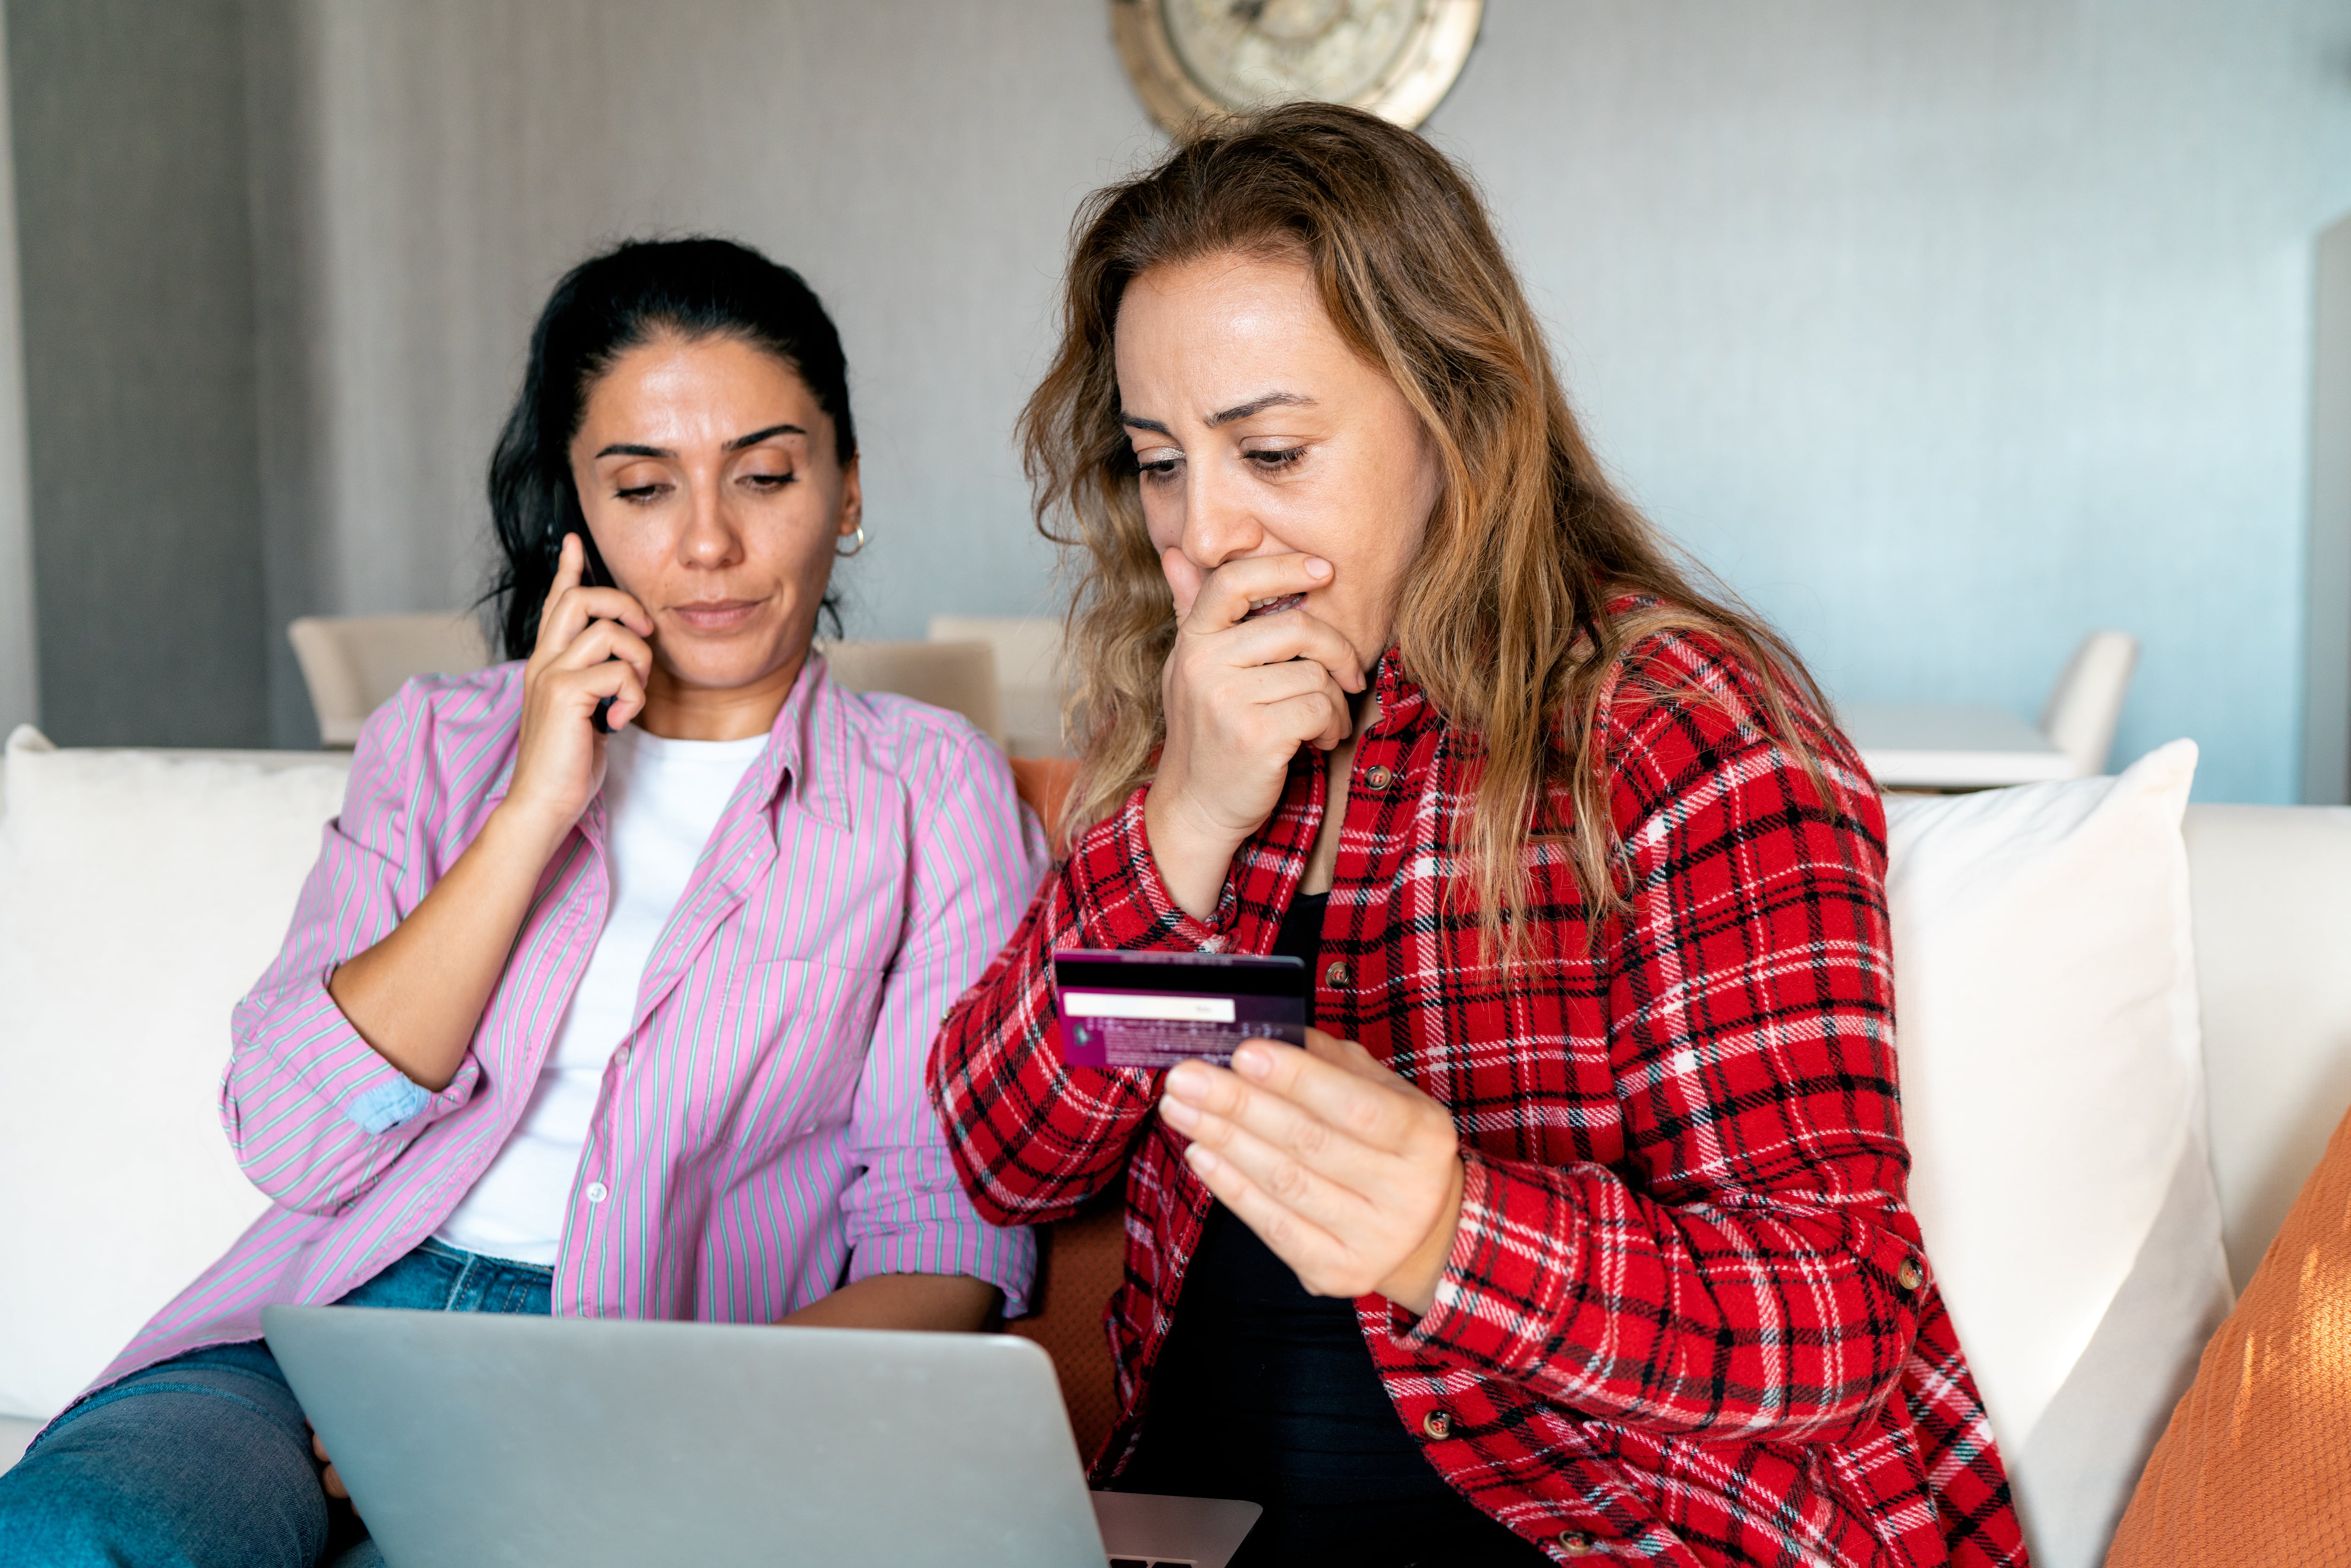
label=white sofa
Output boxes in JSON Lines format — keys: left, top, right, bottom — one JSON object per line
{"left": 1, "top": 726, "right": 2346, "bottom": 1568}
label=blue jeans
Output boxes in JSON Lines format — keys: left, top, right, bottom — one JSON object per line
{"left": 0, "top": 1238, "right": 552, "bottom": 1568}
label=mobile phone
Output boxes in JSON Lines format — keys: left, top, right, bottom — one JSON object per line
{"left": 569, "top": 533, "right": 620, "bottom": 735}
{"left": 1051, "top": 949, "right": 1308, "bottom": 1070}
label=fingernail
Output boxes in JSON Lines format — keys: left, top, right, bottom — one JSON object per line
{"left": 1167, "top": 1062, "right": 1202, "bottom": 1097}
{"left": 1185, "top": 1144, "right": 1219, "bottom": 1174}
{"left": 1234, "top": 1043, "right": 1271, "bottom": 1079}
{"left": 1160, "top": 1095, "right": 1200, "bottom": 1131}
{"left": 1305, "top": 557, "right": 1332, "bottom": 579}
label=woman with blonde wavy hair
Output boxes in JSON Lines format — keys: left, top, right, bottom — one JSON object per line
{"left": 931, "top": 104, "right": 2022, "bottom": 1568}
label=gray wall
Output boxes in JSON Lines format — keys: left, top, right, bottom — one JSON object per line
{"left": 0, "top": 2, "right": 35, "bottom": 739}
{"left": 2307, "top": 213, "right": 2351, "bottom": 805}
{"left": 7, "top": 0, "right": 269, "bottom": 747}
{"left": 10, "top": 1, "right": 2348, "bottom": 787}
{"left": 1455, "top": 1, "right": 2351, "bottom": 804}
{"left": 251, "top": 0, "right": 1147, "bottom": 751}
{"left": 242, "top": 0, "right": 336, "bottom": 750}
{"left": 246, "top": 0, "right": 2351, "bottom": 796}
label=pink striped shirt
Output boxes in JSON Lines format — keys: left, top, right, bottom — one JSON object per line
{"left": 93, "top": 655, "right": 1046, "bottom": 1392}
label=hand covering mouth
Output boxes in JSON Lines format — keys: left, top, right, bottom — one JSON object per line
{"left": 1241, "top": 593, "right": 1305, "bottom": 621}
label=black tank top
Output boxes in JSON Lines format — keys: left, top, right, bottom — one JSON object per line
{"left": 1118, "top": 893, "right": 1548, "bottom": 1568}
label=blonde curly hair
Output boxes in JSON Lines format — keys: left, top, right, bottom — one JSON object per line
{"left": 1022, "top": 102, "right": 1836, "bottom": 951}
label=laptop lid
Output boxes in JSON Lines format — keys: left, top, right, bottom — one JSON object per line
{"left": 264, "top": 1306, "right": 1147, "bottom": 1568}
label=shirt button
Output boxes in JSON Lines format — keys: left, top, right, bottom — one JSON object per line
{"left": 1896, "top": 1259, "right": 1923, "bottom": 1291}
{"left": 1324, "top": 960, "right": 1350, "bottom": 988}
{"left": 1420, "top": 1408, "right": 1451, "bottom": 1440}
{"left": 1557, "top": 1530, "right": 1594, "bottom": 1556}
{"left": 584, "top": 1182, "right": 609, "bottom": 1204}
{"left": 1362, "top": 764, "right": 1393, "bottom": 789}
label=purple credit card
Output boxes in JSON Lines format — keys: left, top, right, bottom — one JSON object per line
{"left": 1052, "top": 948, "right": 1308, "bottom": 1070}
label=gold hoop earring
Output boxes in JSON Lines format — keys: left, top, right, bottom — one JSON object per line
{"left": 836, "top": 526, "right": 867, "bottom": 559}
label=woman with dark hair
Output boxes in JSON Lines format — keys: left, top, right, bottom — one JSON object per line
{"left": 0, "top": 237, "right": 1043, "bottom": 1568}
{"left": 931, "top": 105, "right": 2023, "bottom": 1567}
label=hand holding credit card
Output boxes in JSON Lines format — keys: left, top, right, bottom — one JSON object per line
{"left": 1052, "top": 949, "right": 1307, "bottom": 1069}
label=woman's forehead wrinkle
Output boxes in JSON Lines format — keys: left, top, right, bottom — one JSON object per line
{"left": 1116, "top": 391, "right": 1318, "bottom": 437}
{"left": 1207, "top": 391, "right": 1315, "bottom": 427}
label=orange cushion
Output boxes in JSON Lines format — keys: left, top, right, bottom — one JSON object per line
{"left": 2106, "top": 1103, "right": 2351, "bottom": 1562}
{"left": 1008, "top": 756, "right": 1080, "bottom": 851}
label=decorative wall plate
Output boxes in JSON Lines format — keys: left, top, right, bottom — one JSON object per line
{"left": 1112, "top": 0, "right": 1482, "bottom": 133}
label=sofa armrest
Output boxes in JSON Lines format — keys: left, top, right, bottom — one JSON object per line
{"left": 2183, "top": 803, "right": 2351, "bottom": 1287}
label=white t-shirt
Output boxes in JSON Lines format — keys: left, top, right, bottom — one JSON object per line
{"left": 436, "top": 725, "right": 768, "bottom": 1265}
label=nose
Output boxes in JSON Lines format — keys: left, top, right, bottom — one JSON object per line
{"left": 1176, "top": 455, "right": 1264, "bottom": 573}
{"left": 680, "top": 468, "right": 744, "bottom": 570}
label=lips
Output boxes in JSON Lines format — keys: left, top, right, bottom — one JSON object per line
{"left": 667, "top": 599, "right": 764, "bottom": 632}
{"left": 1242, "top": 593, "right": 1305, "bottom": 621}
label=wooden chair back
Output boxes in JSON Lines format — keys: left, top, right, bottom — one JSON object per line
{"left": 286, "top": 614, "right": 491, "bottom": 746}
{"left": 821, "top": 640, "right": 1001, "bottom": 742}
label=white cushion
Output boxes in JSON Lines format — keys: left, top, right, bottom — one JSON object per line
{"left": 2007, "top": 1132, "right": 2232, "bottom": 1568}
{"left": 1883, "top": 739, "right": 2208, "bottom": 1458}
{"left": 0, "top": 726, "right": 350, "bottom": 1420}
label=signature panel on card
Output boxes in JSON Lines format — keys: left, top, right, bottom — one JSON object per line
{"left": 1051, "top": 949, "right": 1308, "bottom": 1070}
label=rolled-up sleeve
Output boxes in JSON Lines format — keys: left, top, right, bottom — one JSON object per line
{"left": 840, "top": 727, "right": 1048, "bottom": 1314}
{"left": 220, "top": 684, "right": 483, "bottom": 1216}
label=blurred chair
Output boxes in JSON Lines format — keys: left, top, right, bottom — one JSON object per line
{"left": 2042, "top": 630, "right": 2141, "bottom": 777}
{"left": 928, "top": 614, "right": 1068, "bottom": 758}
{"left": 1847, "top": 630, "right": 2143, "bottom": 791}
{"left": 288, "top": 614, "right": 492, "bottom": 747}
{"left": 821, "top": 639, "right": 999, "bottom": 742}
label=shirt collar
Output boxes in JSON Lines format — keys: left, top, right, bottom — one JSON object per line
{"left": 742, "top": 651, "right": 845, "bottom": 829}
{"left": 1367, "top": 645, "right": 1426, "bottom": 736}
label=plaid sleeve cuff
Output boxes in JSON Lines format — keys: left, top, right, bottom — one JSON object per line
{"left": 1396, "top": 1151, "right": 1598, "bottom": 1380}
{"left": 1065, "top": 785, "right": 1234, "bottom": 953}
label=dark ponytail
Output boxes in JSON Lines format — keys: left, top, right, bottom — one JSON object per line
{"left": 484, "top": 236, "right": 856, "bottom": 659}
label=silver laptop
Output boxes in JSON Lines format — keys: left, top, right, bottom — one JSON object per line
{"left": 262, "top": 1306, "right": 1259, "bottom": 1568}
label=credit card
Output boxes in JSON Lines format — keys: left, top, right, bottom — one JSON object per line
{"left": 1051, "top": 948, "right": 1308, "bottom": 1070}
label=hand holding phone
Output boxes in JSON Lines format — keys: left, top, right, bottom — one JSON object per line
{"left": 575, "top": 541, "right": 622, "bottom": 734}
{"left": 499, "top": 533, "right": 655, "bottom": 838}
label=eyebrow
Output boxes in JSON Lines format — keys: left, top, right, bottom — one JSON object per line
{"left": 1118, "top": 391, "right": 1316, "bottom": 437}
{"left": 726, "top": 422, "right": 805, "bottom": 451}
{"left": 1208, "top": 391, "right": 1313, "bottom": 426}
{"left": 593, "top": 423, "right": 806, "bottom": 460}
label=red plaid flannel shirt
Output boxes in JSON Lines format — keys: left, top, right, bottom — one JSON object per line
{"left": 929, "top": 622, "right": 2024, "bottom": 1567}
